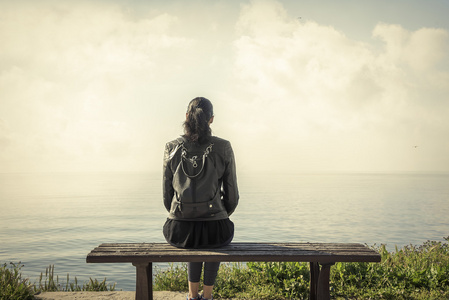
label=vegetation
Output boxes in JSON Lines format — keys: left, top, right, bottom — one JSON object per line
{"left": 35, "top": 264, "right": 116, "bottom": 293}
{"left": 0, "top": 263, "right": 116, "bottom": 300}
{"left": 154, "top": 237, "right": 449, "bottom": 299}
{"left": 1, "top": 263, "right": 34, "bottom": 300}
{"left": 2, "top": 238, "right": 448, "bottom": 299}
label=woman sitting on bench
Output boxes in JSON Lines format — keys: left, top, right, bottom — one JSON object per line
{"left": 162, "top": 97, "right": 239, "bottom": 300}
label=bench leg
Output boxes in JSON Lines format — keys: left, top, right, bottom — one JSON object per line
{"left": 309, "top": 262, "right": 319, "bottom": 300}
{"left": 316, "top": 263, "right": 334, "bottom": 300}
{"left": 309, "top": 262, "right": 334, "bottom": 300}
{"left": 132, "top": 262, "right": 152, "bottom": 300}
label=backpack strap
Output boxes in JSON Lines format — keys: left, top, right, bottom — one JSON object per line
{"left": 180, "top": 143, "right": 214, "bottom": 178}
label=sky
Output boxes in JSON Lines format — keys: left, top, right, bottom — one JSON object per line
{"left": 1, "top": 0, "right": 449, "bottom": 174}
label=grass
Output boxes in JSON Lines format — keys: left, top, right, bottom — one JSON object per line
{"left": 3, "top": 238, "right": 448, "bottom": 299}
{"left": 35, "top": 264, "right": 116, "bottom": 292}
{"left": 0, "top": 262, "right": 34, "bottom": 300}
{"left": 0, "top": 263, "right": 116, "bottom": 299}
{"left": 153, "top": 237, "right": 449, "bottom": 299}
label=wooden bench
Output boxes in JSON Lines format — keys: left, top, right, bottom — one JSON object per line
{"left": 86, "top": 242, "right": 381, "bottom": 300}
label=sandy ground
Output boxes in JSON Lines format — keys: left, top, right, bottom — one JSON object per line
{"left": 34, "top": 291, "right": 186, "bottom": 300}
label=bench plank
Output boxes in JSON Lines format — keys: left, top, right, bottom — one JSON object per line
{"left": 86, "top": 242, "right": 381, "bottom": 300}
{"left": 87, "top": 242, "right": 380, "bottom": 264}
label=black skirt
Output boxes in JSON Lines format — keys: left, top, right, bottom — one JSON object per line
{"left": 163, "top": 218, "right": 234, "bottom": 249}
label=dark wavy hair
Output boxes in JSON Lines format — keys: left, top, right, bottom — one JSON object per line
{"left": 183, "top": 97, "right": 214, "bottom": 144}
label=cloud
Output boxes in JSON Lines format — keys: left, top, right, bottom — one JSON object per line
{"left": 0, "top": 118, "right": 12, "bottom": 149}
{"left": 0, "top": 0, "right": 448, "bottom": 173}
{"left": 229, "top": 0, "right": 449, "bottom": 172}
{"left": 0, "top": 2, "right": 193, "bottom": 172}
{"left": 373, "top": 23, "right": 449, "bottom": 70}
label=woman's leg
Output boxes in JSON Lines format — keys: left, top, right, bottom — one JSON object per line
{"left": 188, "top": 281, "right": 200, "bottom": 299}
{"left": 202, "top": 262, "right": 220, "bottom": 299}
{"left": 188, "top": 262, "right": 203, "bottom": 299}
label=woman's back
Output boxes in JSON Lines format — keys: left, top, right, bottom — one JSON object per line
{"left": 163, "top": 136, "right": 238, "bottom": 221}
{"left": 162, "top": 97, "right": 239, "bottom": 300}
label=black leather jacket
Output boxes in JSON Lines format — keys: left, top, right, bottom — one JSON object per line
{"left": 163, "top": 136, "right": 239, "bottom": 221}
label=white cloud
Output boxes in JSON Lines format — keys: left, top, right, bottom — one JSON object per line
{"left": 229, "top": 0, "right": 449, "bottom": 172}
{"left": 0, "top": 118, "right": 12, "bottom": 150}
{"left": 373, "top": 23, "right": 449, "bottom": 70}
{"left": 0, "top": 0, "right": 448, "bottom": 173}
{"left": 0, "top": 2, "right": 192, "bottom": 172}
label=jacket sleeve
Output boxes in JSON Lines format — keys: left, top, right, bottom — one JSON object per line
{"left": 222, "top": 141, "right": 239, "bottom": 216}
{"left": 163, "top": 143, "right": 174, "bottom": 212}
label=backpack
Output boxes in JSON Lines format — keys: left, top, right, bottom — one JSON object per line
{"left": 170, "top": 140, "right": 225, "bottom": 220}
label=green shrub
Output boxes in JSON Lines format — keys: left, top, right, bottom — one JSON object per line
{"left": 36, "top": 265, "right": 116, "bottom": 292}
{"left": 154, "top": 238, "right": 449, "bottom": 299}
{"left": 0, "top": 263, "right": 116, "bottom": 299}
{"left": 153, "top": 263, "right": 188, "bottom": 291}
{"left": 0, "top": 262, "right": 34, "bottom": 300}
{"left": 331, "top": 238, "right": 449, "bottom": 299}
{"left": 154, "top": 262, "right": 310, "bottom": 299}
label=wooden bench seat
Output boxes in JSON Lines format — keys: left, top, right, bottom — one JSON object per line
{"left": 87, "top": 242, "right": 381, "bottom": 300}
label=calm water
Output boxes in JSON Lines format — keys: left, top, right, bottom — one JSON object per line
{"left": 1, "top": 172, "right": 448, "bottom": 290}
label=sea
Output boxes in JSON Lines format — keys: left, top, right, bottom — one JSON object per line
{"left": 1, "top": 172, "right": 448, "bottom": 291}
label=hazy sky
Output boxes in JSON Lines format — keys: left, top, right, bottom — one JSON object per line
{"left": 1, "top": 0, "right": 449, "bottom": 173}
